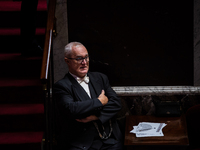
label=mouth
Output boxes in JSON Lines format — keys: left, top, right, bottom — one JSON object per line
{"left": 80, "top": 66, "right": 88, "bottom": 70}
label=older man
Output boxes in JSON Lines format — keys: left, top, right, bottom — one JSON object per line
{"left": 54, "top": 42, "right": 123, "bottom": 150}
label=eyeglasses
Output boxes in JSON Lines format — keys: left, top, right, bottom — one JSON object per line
{"left": 67, "top": 56, "right": 89, "bottom": 63}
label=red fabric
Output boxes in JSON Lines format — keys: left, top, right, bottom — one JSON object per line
{"left": 0, "top": 104, "right": 44, "bottom": 115}
{"left": 0, "top": 1, "right": 47, "bottom": 11}
{"left": 0, "top": 78, "right": 42, "bottom": 87}
{"left": 0, "top": 53, "right": 42, "bottom": 60}
{"left": 0, "top": 28, "right": 45, "bottom": 35}
{"left": 0, "top": 0, "right": 46, "bottom": 148}
{"left": 0, "top": 132, "right": 43, "bottom": 144}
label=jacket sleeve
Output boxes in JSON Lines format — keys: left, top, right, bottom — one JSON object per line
{"left": 97, "top": 73, "right": 122, "bottom": 124}
{"left": 54, "top": 81, "right": 103, "bottom": 119}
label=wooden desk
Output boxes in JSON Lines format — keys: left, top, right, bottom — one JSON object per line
{"left": 124, "top": 115, "right": 189, "bottom": 150}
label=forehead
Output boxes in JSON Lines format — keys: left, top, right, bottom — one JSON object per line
{"left": 71, "top": 45, "right": 88, "bottom": 57}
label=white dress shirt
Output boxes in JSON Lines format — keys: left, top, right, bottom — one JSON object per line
{"left": 69, "top": 72, "right": 91, "bottom": 98}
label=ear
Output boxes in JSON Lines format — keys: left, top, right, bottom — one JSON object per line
{"left": 64, "top": 57, "right": 69, "bottom": 64}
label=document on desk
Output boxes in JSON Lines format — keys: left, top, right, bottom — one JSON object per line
{"left": 130, "top": 122, "right": 167, "bottom": 137}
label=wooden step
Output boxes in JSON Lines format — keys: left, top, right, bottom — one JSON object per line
{"left": 0, "top": 1, "right": 47, "bottom": 12}
{"left": 0, "top": 1, "right": 47, "bottom": 149}
{"left": 0, "top": 11, "right": 47, "bottom": 28}
{"left": 0, "top": 113, "right": 44, "bottom": 132}
{"left": 0, "top": 53, "right": 42, "bottom": 77}
{"left": 0, "top": 104, "right": 44, "bottom": 115}
{"left": 0, "top": 132, "right": 44, "bottom": 150}
{"left": 0, "top": 78, "right": 45, "bottom": 104}
{"left": 0, "top": 131, "right": 44, "bottom": 144}
{"left": 0, "top": 35, "right": 45, "bottom": 53}
{"left": 0, "top": 1, "right": 47, "bottom": 28}
{"left": 0, "top": 28, "right": 45, "bottom": 35}
{"left": 0, "top": 143, "right": 43, "bottom": 150}
{"left": 0, "top": 103, "right": 45, "bottom": 132}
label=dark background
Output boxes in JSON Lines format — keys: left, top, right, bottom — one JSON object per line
{"left": 67, "top": 0, "right": 193, "bottom": 86}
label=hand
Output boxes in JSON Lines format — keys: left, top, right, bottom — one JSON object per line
{"left": 76, "top": 115, "right": 98, "bottom": 123}
{"left": 98, "top": 90, "right": 108, "bottom": 106}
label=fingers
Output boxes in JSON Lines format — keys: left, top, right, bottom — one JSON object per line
{"left": 100, "top": 90, "right": 105, "bottom": 97}
{"left": 101, "top": 90, "right": 105, "bottom": 95}
{"left": 99, "top": 90, "right": 104, "bottom": 97}
{"left": 98, "top": 90, "right": 108, "bottom": 106}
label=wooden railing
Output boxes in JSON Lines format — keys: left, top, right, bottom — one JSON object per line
{"left": 40, "top": 0, "right": 56, "bottom": 81}
{"left": 40, "top": 0, "right": 57, "bottom": 150}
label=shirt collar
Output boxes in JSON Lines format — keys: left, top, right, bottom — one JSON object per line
{"left": 69, "top": 72, "right": 89, "bottom": 84}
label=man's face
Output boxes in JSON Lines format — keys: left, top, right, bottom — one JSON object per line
{"left": 65, "top": 45, "right": 89, "bottom": 78}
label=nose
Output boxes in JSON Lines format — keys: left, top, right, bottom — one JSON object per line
{"left": 81, "top": 58, "right": 87, "bottom": 64}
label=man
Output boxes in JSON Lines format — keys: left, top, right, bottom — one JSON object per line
{"left": 54, "top": 42, "right": 123, "bottom": 150}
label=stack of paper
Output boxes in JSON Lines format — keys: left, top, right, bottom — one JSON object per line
{"left": 130, "top": 122, "right": 167, "bottom": 137}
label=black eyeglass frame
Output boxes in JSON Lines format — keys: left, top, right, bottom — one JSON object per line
{"left": 66, "top": 56, "right": 89, "bottom": 63}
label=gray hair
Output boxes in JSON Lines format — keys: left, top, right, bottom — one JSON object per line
{"left": 64, "top": 42, "right": 84, "bottom": 57}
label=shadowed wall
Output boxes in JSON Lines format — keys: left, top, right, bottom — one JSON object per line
{"left": 67, "top": 0, "right": 193, "bottom": 86}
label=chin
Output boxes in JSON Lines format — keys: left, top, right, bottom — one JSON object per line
{"left": 78, "top": 71, "right": 88, "bottom": 77}
{"left": 80, "top": 68, "right": 88, "bottom": 73}
{"left": 81, "top": 71, "right": 88, "bottom": 75}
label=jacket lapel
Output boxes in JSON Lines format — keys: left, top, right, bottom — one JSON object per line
{"left": 66, "top": 72, "right": 103, "bottom": 100}
{"left": 88, "top": 72, "right": 102, "bottom": 97}
{"left": 67, "top": 73, "right": 91, "bottom": 101}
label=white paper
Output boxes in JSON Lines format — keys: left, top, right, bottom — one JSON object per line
{"left": 130, "top": 122, "right": 167, "bottom": 137}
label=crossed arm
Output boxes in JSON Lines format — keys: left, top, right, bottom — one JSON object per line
{"left": 76, "top": 90, "right": 108, "bottom": 123}
{"left": 54, "top": 74, "right": 121, "bottom": 124}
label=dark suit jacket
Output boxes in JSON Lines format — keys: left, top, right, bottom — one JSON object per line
{"left": 54, "top": 71, "right": 122, "bottom": 150}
